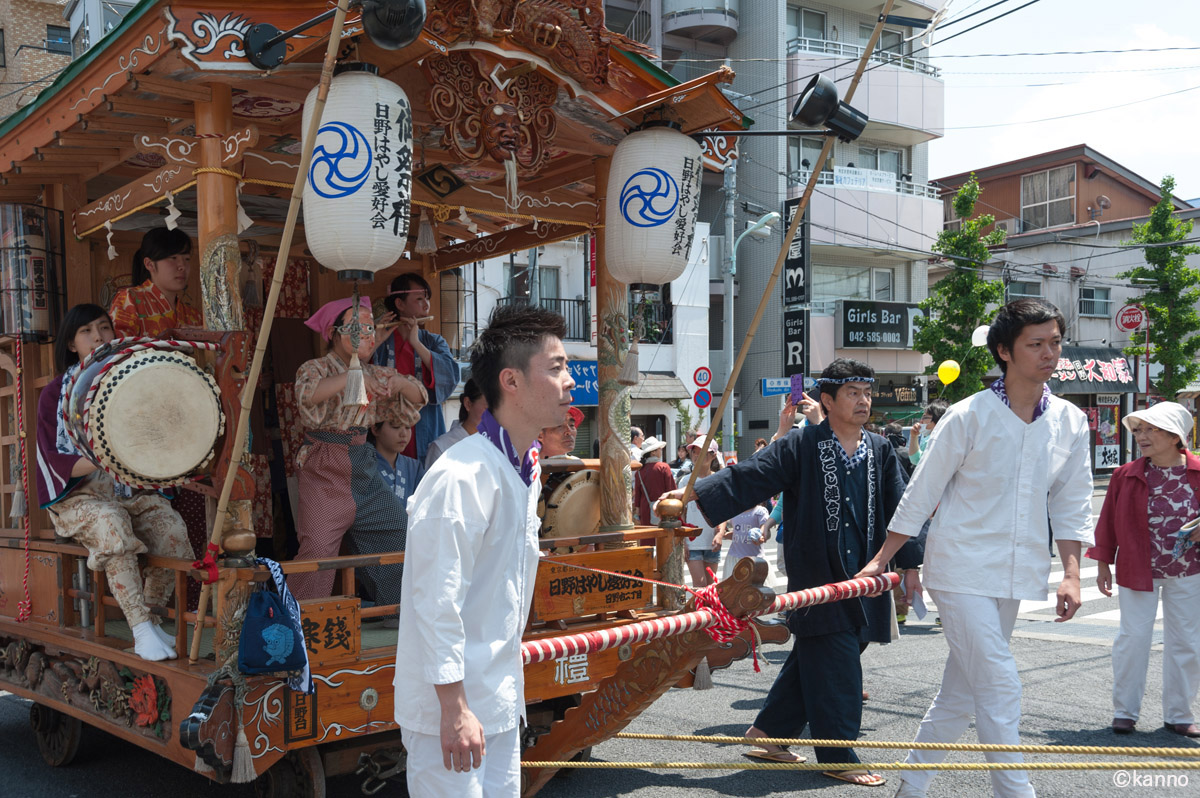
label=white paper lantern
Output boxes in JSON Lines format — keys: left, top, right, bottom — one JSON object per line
{"left": 302, "top": 64, "right": 413, "bottom": 280}
{"left": 604, "top": 124, "right": 703, "bottom": 285}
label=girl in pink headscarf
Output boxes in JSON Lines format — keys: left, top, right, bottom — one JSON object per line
{"left": 287, "top": 298, "right": 427, "bottom": 617}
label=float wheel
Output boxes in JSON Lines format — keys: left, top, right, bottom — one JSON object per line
{"left": 253, "top": 747, "right": 326, "bottom": 798}
{"left": 29, "top": 703, "right": 84, "bottom": 767}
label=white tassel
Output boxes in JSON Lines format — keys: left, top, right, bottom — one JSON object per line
{"left": 193, "top": 755, "right": 214, "bottom": 775}
{"left": 343, "top": 352, "right": 369, "bottom": 408}
{"left": 164, "top": 190, "right": 181, "bottom": 231}
{"left": 104, "top": 221, "right": 117, "bottom": 261}
{"left": 415, "top": 210, "right": 437, "bottom": 255}
{"left": 504, "top": 158, "right": 520, "bottom": 210}
{"left": 235, "top": 183, "right": 253, "bottom": 234}
{"left": 617, "top": 338, "right": 639, "bottom": 387}
{"left": 10, "top": 487, "right": 26, "bottom": 520}
{"left": 693, "top": 656, "right": 714, "bottom": 690}
{"left": 230, "top": 722, "right": 256, "bottom": 783}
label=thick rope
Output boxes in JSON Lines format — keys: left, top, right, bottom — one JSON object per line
{"left": 75, "top": 172, "right": 595, "bottom": 238}
{"left": 13, "top": 340, "right": 32, "bottom": 623}
{"left": 612, "top": 732, "right": 1200, "bottom": 758}
{"left": 520, "top": 760, "right": 1200, "bottom": 771}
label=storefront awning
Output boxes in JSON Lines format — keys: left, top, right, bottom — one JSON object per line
{"left": 1048, "top": 347, "right": 1136, "bottom": 394}
{"left": 1177, "top": 381, "right": 1200, "bottom": 399}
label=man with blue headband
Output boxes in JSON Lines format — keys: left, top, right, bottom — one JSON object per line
{"left": 662, "top": 357, "right": 918, "bottom": 787}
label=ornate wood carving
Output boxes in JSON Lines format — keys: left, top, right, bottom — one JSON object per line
{"left": 520, "top": 559, "right": 777, "bottom": 795}
{"left": 180, "top": 680, "right": 236, "bottom": 782}
{"left": 432, "top": 221, "right": 584, "bottom": 272}
{"left": 423, "top": 51, "right": 558, "bottom": 174}
{"left": 0, "top": 635, "right": 173, "bottom": 742}
{"left": 425, "top": 0, "right": 652, "bottom": 90}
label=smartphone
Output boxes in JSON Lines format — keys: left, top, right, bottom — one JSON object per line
{"left": 790, "top": 374, "right": 806, "bottom": 406}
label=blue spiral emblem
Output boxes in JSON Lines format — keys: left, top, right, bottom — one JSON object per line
{"left": 620, "top": 168, "right": 679, "bottom": 228}
{"left": 308, "top": 121, "right": 372, "bottom": 199}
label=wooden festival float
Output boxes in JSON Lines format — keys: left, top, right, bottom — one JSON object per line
{"left": 0, "top": 1, "right": 897, "bottom": 794}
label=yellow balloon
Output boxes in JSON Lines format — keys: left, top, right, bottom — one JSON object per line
{"left": 938, "top": 360, "right": 961, "bottom": 385}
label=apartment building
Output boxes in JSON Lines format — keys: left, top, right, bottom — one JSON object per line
{"left": 935, "top": 144, "right": 1200, "bottom": 465}
{"left": 607, "top": 0, "right": 945, "bottom": 454}
{"left": 0, "top": 0, "right": 73, "bottom": 119}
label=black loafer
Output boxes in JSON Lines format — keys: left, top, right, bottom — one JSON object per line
{"left": 1112, "top": 718, "right": 1135, "bottom": 734}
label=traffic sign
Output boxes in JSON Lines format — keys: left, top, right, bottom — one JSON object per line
{"left": 1115, "top": 304, "right": 1145, "bottom": 332}
{"left": 693, "top": 366, "right": 712, "bottom": 387}
{"left": 693, "top": 388, "right": 712, "bottom": 409}
{"left": 761, "top": 377, "right": 791, "bottom": 397}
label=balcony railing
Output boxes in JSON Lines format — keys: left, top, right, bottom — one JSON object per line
{"left": 788, "top": 168, "right": 940, "bottom": 199}
{"left": 630, "top": 300, "right": 673, "bottom": 345}
{"left": 498, "top": 296, "right": 589, "bottom": 342}
{"left": 786, "top": 36, "right": 940, "bottom": 78}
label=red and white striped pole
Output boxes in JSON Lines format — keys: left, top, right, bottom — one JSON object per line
{"left": 521, "top": 573, "right": 899, "bottom": 665}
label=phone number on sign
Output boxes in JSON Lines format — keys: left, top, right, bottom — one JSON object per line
{"left": 847, "top": 331, "right": 901, "bottom": 344}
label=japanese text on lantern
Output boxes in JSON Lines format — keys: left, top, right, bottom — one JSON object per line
{"left": 371, "top": 102, "right": 392, "bottom": 230}
{"left": 671, "top": 156, "right": 696, "bottom": 256}
{"left": 391, "top": 99, "right": 413, "bottom": 237}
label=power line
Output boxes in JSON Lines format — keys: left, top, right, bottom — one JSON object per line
{"left": 944, "top": 80, "right": 1200, "bottom": 129}
{"left": 930, "top": 45, "right": 1200, "bottom": 58}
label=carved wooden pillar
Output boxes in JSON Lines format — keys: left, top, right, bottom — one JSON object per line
{"left": 594, "top": 157, "right": 633, "bottom": 532}
{"left": 194, "top": 83, "right": 244, "bottom": 332}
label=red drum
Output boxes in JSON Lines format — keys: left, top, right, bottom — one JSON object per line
{"left": 62, "top": 337, "right": 224, "bottom": 489}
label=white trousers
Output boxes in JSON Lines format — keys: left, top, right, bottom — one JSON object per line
{"left": 1112, "top": 572, "right": 1200, "bottom": 725}
{"left": 401, "top": 726, "right": 520, "bottom": 798}
{"left": 899, "top": 589, "right": 1036, "bottom": 798}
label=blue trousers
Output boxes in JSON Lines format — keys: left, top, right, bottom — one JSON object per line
{"left": 754, "top": 628, "right": 863, "bottom": 764}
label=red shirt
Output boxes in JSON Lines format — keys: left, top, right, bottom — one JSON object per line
{"left": 389, "top": 330, "right": 436, "bottom": 458}
{"left": 1089, "top": 453, "right": 1200, "bottom": 590}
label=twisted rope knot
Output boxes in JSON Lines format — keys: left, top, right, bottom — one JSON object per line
{"left": 690, "top": 569, "right": 762, "bottom": 672}
{"left": 192, "top": 542, "right": 221, "bottom": 585}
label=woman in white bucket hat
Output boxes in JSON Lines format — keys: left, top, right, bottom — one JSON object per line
{"left": 1089, "top": 401, "right": 1200, "bottom": 738}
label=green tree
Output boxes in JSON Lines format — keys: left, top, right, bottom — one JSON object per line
{"left": 1120, "top": 175, "right": 1200, "bottom": 398}
{"left": 913, "top": 175, "right": 1006, "bottom": 402}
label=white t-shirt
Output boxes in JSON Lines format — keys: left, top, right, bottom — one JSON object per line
{"left": 681, "top": 471, "right": 718, "bottom": 551}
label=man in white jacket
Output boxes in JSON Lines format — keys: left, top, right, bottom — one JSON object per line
{"left": 858, "top": 299, "right": 1094, "bottom": 798}
{"left": 393, "top": 304, "right": 575, "bottom": 797}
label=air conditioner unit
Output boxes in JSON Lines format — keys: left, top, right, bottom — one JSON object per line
{"left": 994, "top": 218, "right": 1020, "bottom": 235}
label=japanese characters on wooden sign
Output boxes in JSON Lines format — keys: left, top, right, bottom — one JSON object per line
{"left": 299, "top": 599, "right": 361, "bottom": 667}
{"left": 532, "top": 547, "right": 655, "bottom": 622}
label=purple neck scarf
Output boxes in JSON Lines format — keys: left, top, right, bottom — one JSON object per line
{"left": 989, "top": 376, "right": 1051, "bottom": 422}
{"left": 477, "top": 409, "right": 540, "bottom": 486}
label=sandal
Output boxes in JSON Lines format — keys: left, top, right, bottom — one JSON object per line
{"left": 744, "top": 746, "right": 806, "bottom": 763}
{"left": 823, "top": 769, "right": 886, "bottom": 787}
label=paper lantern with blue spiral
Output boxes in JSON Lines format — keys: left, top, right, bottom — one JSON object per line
{"left": 301, "top": 62, "right": 413, "bottom": 282}
{"left": 605, "top": 122, "right": 703, "bottom": 285}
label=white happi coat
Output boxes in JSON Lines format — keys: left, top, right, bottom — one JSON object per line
{"left": 392, "top": 433, "right": 541, "bottom": 736}
{"left": 888, "top": 389, "right": 1095, "bottom": 601}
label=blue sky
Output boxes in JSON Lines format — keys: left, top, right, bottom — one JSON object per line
{"left": 928, "top": 0, "right": 1200, "bottom": 197}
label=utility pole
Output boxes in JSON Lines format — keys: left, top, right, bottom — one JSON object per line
{"left": 722, "top": 163, "right": 737, "bottom": 454}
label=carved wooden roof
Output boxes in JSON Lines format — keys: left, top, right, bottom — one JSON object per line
{"left": 0, "top": 0, "right": 746, "bottom": 266}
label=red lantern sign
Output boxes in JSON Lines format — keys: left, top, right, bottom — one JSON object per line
{"left": 1115, "top": 304, "right": 1145, "bottom": 332}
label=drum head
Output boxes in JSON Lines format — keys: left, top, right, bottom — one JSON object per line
{"left": 540, "top": 469, "right": 601, "bottom": 545}
{"left": 92, "top": 350, "right": 222, "bottom": 483}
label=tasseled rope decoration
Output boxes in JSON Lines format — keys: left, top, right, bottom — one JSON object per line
{"left": 504, "top": 157, "right": 521, "bottom": 210}
{"left": 617, "top": 303, "right": 644, "bottom": 387}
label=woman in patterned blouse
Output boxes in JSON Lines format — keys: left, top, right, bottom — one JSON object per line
{"left": 1090, "top": 401, "right": 1200, "bottom": 738}
{"left": 109, "top": 227, "right": 203, "bottom": 337}
{"left": 287, "top": 298, "right": 427, "bottom": 614}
